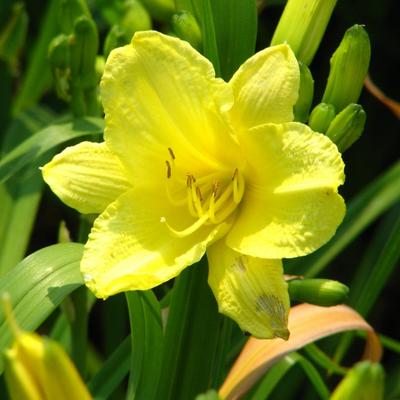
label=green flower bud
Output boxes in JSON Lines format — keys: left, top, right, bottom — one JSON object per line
{"left": 48, "top": 34, "right": 71, "bottom": 100}
{"left": 69, "top": 15, "right": 99, "bottom": 89}
{"left": 0, "top": 2, "right": 28, "bottom": 68}
{"left": 288, "top": 278, "right": 349, "bottom": 307}
{"left": 308, "top": 103, "right": 336, "bottom": 133}
{"left": 120, "top": 0, "right": 152, "bottom": 41}
{"left": 271, "top": 0, "right": 337, "bottom": 65}
{"left": 141, "top": 0, "right": 175, "bottom": 22}
{"left": 104, "top": 25, "right": 127, "bottom": 59}
{"left": 326, "top": 103, "right": 366, "bottom": 152}
{"left": 322, "top": 25, "right": 371, "bottom": 112}
{"left": 58, "top": 0, "right": 90, "bottom": 34}
{"left": 331, "top": 362, "right": 384, "bottom": 400}
{"left": 294, "top": 62, "right": 314, "bottom": 123}
{"left": 172, "top": 11, "right": 202, "bottom": 51}
{"left": 48, "top": 34, "right": 70, "bottom": 70}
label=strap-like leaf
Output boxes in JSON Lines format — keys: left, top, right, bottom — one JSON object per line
{"left": 219, "top": 304, "right": 382, "bottom": 399}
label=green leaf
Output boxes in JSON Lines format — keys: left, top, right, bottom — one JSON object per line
{"left": 0, "top": 106, "right": 54, "bottom": 275}
{"left": 13, "top": 0, "right": 59, "bottom": 113}
{"left": 125, "top": 290, "right": 163, "bottom": 400}
{"left": 210, "top": 0, "right": 257, "bottom": 80}
{"left": 286, "top": 160, "right": 400, "bottom": 277}
{"left": 196, "top": 0, "right": 220, "bottom": 75}
{"left": 88, "top": 336, "right": 131, "bottom": 400}
{"left": 0, "top": 243, "right": 84, "bottom": 372}
{"left": 0, "top": 116, "right": 104, "bottom": 184}
{"left": 250, "top": 353, "right": 330, "bottom": 400}
{"left": 155, "top": 260, "right": 223, "bottom": 400}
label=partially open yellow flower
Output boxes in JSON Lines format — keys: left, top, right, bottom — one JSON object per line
{"left": 42, "top": 31, "right": 345, "bottom": 339}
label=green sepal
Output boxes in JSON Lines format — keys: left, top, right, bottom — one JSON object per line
{"left": 326, "top": 103, "right": 366, "bottom": 152}
{"left": 322, "top": 25, "right": 371, "bottom": 112}
{"left": 288, "top": 278, "right": 349, "bottom": 307}
{"left": 308, "top": 103, "right": 336, "bottom": 133}
{"left": 294, "top": 62, "right": 314, "bottom": 123}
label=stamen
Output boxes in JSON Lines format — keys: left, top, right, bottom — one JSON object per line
{"left": 186, "top": 174, "right": 193, "bottom": 188}
{"left": 209, "top": 193, "right": 216, "bottom": 222}
{"left": 165, "top": 160, "right": 171, "bottom": 178}
{"left": 232, "top": 168, "right": 245, "bottom": 203}
{"left": 161, "top": 213, "right": 209, "bottom": 238}
{"left": 196, "top": 186, "right": 203, "bottom": 202}
{"left": 191, "top": 184, "right": 203, "bottom": 216}
{"left": 168, "top": 147, "right": 175, "bottom": 160}
{"left": 186, "top": 186, "right": 197, "bottom": 217}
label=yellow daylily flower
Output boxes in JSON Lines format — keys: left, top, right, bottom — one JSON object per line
{"left": 42, "top": 31, "right": 345, "bottom": 339}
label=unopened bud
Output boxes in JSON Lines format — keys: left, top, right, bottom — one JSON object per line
{"left": 120, "top": 0, "right": 152, "bottom": 41}
{"left": 271, "top": 0, "right": 337, "bottom": 65}
{"left": 0, "top": 2, "right": 28, "bottom": 68}
{"left": 48, "top": 34, "right": 70, "bottom": 70}
{"left": 322, "top": 25, "right": 371, "bottom": 112}
{"left": 58, "top": 0, "right": 90, "bottom": 34}
{"left": 288, "top": 278, "right": 349, "bottom": 307}
{"left": 48, "top": 34, "right": 71, "bottom": 100}
{"left": 308, "top": 103, "right": 336, "bottom": 133}
{"left": 104, "top": 25, "right": 127, "bottom": 59}
{"left": 331, "top": 362, "right": 384, "bottom": 400}
{"left": 326, "top": 103, "right": 366, "bottom": 152}
{"left": 70, "top": 15, "right": 99, "bottom": 89}
{"left": 1, "top": 294, "right": 92, "bottom": 400}
{"left": 172, "top": 11, "right": 202, "bottom": 51}
{"left": 140, "top": 0, "right": 175, "bottom": 22}
{"left": 294, "top": 62, "right": 314, "bottom": 123}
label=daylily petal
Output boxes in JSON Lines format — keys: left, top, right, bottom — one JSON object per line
{"left": 228, "top": 44, "right": 299, "bottom": 131}
{"left": 101, "top": 30, "right": 238, "bottom": 186}
{"left": 207, "top": 240, "right": 289, "bottom": 339}
{"left": 81, "top": 188, "right": 232, "bottom": 298}
{"left": 227, "top": 123, "right": 345, "bottom": 258}
{"left": 42, "top": 142, "right": 131, "bottom": 214}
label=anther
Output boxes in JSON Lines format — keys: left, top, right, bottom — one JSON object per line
{"left": 165, "top": 160, "right": 171, "bottom": 178}
{"left": 232, "top": 168, "right": 238, "bottom": 181}
{"left": 196, "top": 186, "right": 203, "bottom": 202}
{"left": 186, "top": 174, "right": 193, "bottom": 188}
{"left": 168, "top": 147, "right": 175, "bottom": 160}
{"left": 212, "top": 181, "right": 220, "bottom": 196}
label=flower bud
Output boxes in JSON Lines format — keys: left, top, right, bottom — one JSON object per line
{"left": 104, "top": 25, "right": 127, "bottom": 59}
{"left": 48, "top": 34, "right": 71, "bottom": 100}
{"left": 1, "top": 294, "right": 92, "bottom": 400}
{"left": 48, "top": 34, "right": 70, "bottom": 70}
{"left": 271, "top": 0, "right": 337, "bottom": 65}
{"left": 172, "top": 11, "right": 202, "bottom": 51}
{"left": 322, "top": 25, "right": 371, "bottom": 112}
{"left": 0, "top": 2, "right": 28, "bottom": 68}
{"left": 140, "top": 0, "right": 175, "bottom": 22}
{"left": 58, "top": 0, "right": 90, "bottom": 34}
{"left": 69, "top": 15, "right": 99, "bottom": 89}
{"left": 308, "top": 103, "right": 336, "bottom": 133}
{"left": 331, "top": 362, "right": 384, "bottom": 400}
{"left": 326, "top": 103, "right": 366, "bottom": 152}
{"left": 293, "top": 62, "right": 314, "bottom": 123}
{"left": 288, "top": 278, "right": 349, "bottom": 307}
{"left": 120, "top": 0, "right": 152, "bottom": 41}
